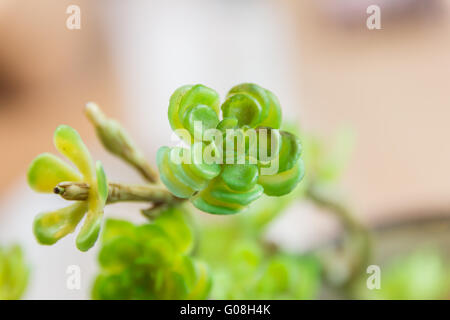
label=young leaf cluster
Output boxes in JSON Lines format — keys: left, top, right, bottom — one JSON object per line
{"left": 158, "top": 83, "right": 304, "bottom": 215}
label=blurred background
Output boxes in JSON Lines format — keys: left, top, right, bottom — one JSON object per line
{"left": 0, "top": 0, "right": 449, "bottom": 299}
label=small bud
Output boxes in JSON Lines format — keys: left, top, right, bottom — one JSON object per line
{"left": 85, "top": 102, "right": 158, "bottom": 183}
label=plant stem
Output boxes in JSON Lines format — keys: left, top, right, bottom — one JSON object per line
{"left": 306, "top": 183, "right": 371, "bottom": 294}
{"left": 54, "top": 181, "right": 182, "bottom": 205}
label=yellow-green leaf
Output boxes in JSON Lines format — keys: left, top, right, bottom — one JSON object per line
{"left": 54, "top": 125, "right": 94, "bottom": 179}
{"left": 27, "top": 153, "right": 81, "bottom": 193}
{"left": 76, "top": 210, "right": 103, "bottom": 252}
{"left": 33, "top": 202, "right": 87, "bottom": 245}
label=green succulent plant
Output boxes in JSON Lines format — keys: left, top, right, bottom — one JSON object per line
{"left": 197, "top": 223, "right": 321, "bottom": 300}
{"left": 23, "top": 84, "right": 370, "bottom": 301}
{"left": 0, "top": 245, "right": 29, "bottom": 300}
{"left": 157, "top": 83, "right": 305, "bottom": 215}
{"left": 357, "top": 249, "right": 450, "bottom": 300}
{"left": 92, "top": 206, "right": 211, "bottom": 300}
{"left": 28, "top": 125, "right": 108, "bottom": 251}
{"left": 213, "top": 249, "right": 321, "bottom": 300}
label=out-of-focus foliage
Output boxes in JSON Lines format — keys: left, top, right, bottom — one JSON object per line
{"left": 298, "top": 126, "right": 354, "bottom": 186}
{"left": 241, "top": 190, "right": 305, "bottom": 234}
{"left": 196, "top": 195, "right": 322, "bottom": 300}
{"left": 357, "top": 249, "right": 450, "bottom": 300}
{"left": 0, "top": 245, "right": 29, "bottom": 300}
{"left": 92, "top": 206, "right": 211, "bottom": 300}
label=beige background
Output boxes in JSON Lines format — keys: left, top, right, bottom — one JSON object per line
{"left": 288, "top": 0, "right": 450, "bottom": 222}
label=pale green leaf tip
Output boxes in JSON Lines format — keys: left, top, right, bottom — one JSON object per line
{"left": 53, "top": 125, "right": 81, "bottom": 158}
{"left": 33, "top": 212, "right": 58, "bottom": 245}
{"left": 76, "top": 218, "right": 102, "bottom": 252}
{"left": 53, "top": 124, "right": 95, "bottom": 179}
{"left": 85, "top": 102, "right": 102, "bottom": 124}
{"left": 54, "top": 124, "right": 79, "bottom": 143}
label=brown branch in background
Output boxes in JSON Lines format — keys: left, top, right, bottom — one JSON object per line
{"left": 306, "top": 183, "right": 371, "bottom": 295}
